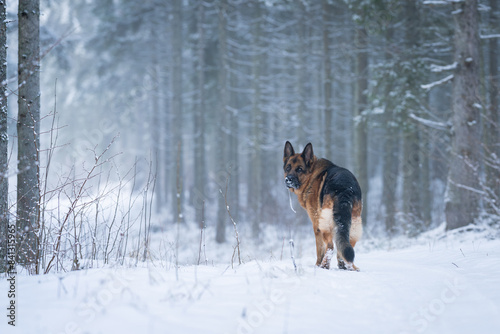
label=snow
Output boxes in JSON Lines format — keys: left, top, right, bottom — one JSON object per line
{"left": 481, "top": 34, "right": 500, "bottom": 39}
{"left": 422, "top": 1, "right": 449, "bottom": 4}
{"left": 421, "top": 75, "right": 454, "bottom": 91}
{"left": 409, "top": 113, "right": 448, "bottom": 131}
{"left": 2, "top": 227, "right": 500, "bottom": 334}
{"left": 430, "top": 62, "right": 457, "bottom": 73}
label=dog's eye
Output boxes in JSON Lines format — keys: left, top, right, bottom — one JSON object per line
{"left": 296, "top": 167, "right": 303, "bottom": 173}
{"left": 286, "top": 165, "right": 291, "bottom": 172}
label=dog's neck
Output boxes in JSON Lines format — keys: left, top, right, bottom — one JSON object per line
{"left": 293, "top": 156, "right": 318, "bottom": 206}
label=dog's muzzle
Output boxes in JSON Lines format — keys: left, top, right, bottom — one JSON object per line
{"left": 285, "top": 176, "right": 299, "bottom": 189}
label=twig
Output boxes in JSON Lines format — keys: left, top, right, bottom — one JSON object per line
{"left": 104, "top": 163, "right": 122, "bottom": 264}
{"left": 44, "top": 137, "right": 117, "bottom": 274}
{"left": 39, "top": 79, "right": 60, "bottom": 273}
{"left": 223, "top": 172, "right": 241, "bottom": 268}
{"left": 141, "top": 157, "right": 155, "bottom": 263}
{"left": 289, "top": 239, "right": 297, "bottom": 273}
{"left": 121, "top": 158, "right": 138, "bottom": 265}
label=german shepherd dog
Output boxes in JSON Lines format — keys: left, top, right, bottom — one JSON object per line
{"left": 283, "top": 141, "right": 362, "bottom": 271}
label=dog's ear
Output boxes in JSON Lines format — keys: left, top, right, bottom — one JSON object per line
{"left": 284, "top": 141, "right": 295, "bottom": 159}
{"left": 302, "top": 143, "right": 314, "bottom": 167}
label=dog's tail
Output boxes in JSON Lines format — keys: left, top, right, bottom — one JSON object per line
{"left": 334, "top": 193, "right": 355, "bottom": 263}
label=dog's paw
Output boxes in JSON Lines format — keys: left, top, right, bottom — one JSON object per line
{"left": 338, "top": 259, "right": 360, "bottom": 271}
{"left": 345, "top": 262, "right": 360, "bottom": 271}
{"left": 319, "top": 249, "right": 334, "bottom": 269}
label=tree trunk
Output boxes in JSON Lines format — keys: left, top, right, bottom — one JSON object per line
{"left": 402, "top": 0, "right": 422, "bottom": 235}
{"left": 150, "top": 7, "right": 163, "bottom": 214}
{"left": 323, "top": 0, "right": 333, "bottom": 159}
{"left": 353, "top": 26, "right": 369, "bottom": 226}
{"left": 485, "top": 0, "right": 499, "bottom": 213}
{"left": 194, "top": 0, "right": 207, "bottom": 225}
{"left": 445, "top": 0, "right": 482, "bottom": 230}
{"left": 249, "top": 1, "right": 262, "bottom": 239}
{"left": 228, "top": 61, "right": 239, "bottom": 224}
{"left": 382, "top": 26, "right": 399, "bottom": 236}
{"left": 296, "top": 2, "right": 307, "bottom": 144}
{"left": 17, "top": 0, "right": 40, "bottom": 272}
{"left": 419, "top": 137, "right": 432, "bottom": 228}
{"left": 0, "top": 0, "right": 8, "bottom": 273}
{"left": 170, "top": 0, "right": 184, "bottom": 224}
{"left": 215, "top": 0, "right": 228, "bottom": 243}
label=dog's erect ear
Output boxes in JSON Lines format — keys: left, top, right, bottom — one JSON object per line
{"left": 284, "top": 141, "right": 295, "bottom": 159}
{"left": 302, "top": 143, "right": 314, "bottom": 167}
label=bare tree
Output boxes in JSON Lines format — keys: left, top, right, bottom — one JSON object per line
{"left": 17, "top": 0, "right": 41, "bottom": 272}
{"left": 445, "top": 0, "right": 482, "bottom": 230}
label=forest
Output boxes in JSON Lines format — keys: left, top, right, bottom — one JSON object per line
{"left": 1, "top": 1, "right": 500, "bottom": 333}
{"left": 0, "top": 0, "right": 499, "bottom": 274}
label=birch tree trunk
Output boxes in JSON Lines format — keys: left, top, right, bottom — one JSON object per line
{"left": 17, "top": 0, "right": 40, "bottom": 272}
{"left": 445, "top": 0, "right": 482, "bottom": 230}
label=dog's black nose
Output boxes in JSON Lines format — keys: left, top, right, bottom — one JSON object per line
{"left": 285, "top": 176, "right": 294, "bottom": 188}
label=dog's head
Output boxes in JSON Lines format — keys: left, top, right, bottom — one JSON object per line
{"left": 283, "top": 141, "right": 315, "bottom": 192}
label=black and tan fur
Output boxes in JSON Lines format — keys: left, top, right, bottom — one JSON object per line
{"left": 283, "top": 141, "right": 363, "bottom": 271}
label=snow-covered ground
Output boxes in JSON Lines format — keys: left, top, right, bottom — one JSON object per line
{"left": 2, "top": 225, "right": 500, "bottom": 334}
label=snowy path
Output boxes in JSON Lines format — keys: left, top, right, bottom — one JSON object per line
{"left": 2, "top": 237, "right": 500, "bottom": 334}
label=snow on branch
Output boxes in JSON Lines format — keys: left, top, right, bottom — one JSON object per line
{"left": 421, "top": 74, "right": 454, "bottom": 91}
{"left": 480, "top": 34, "right": 500, "bottom": 39}
{"left": 423, "top": 1, "right": 449, "bottom": 4}
{"left": 423, "top": 0, "right": 463, "bottom": 5}
{"left": 430, "top": 62, "right": 457, "bottom": 73}
{"left": 448, "top": 179, "right": 488, "bottom": 196}
{"left": 409, "top": 113, "right": 449, "bottom": 131}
